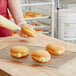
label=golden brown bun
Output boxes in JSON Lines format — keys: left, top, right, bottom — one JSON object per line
{"left": 23, "top": 14, "right": 31, "bottom": 18}
{"left": 34, "top": 13, "right": 43, "bottom": 17}
{"left": 25, "top": 12, "right": 43, "bottom": 17}
{"left": 26, "top": 12, "right": 35, "bottom": 17}
{"left": 11, "top": 46, "right": 30, "bottom": 58}
{"left": 35, "top": 29, "right": 43, "bottom": 32}
{"left": 31, "top": 49, "right": 51, "bottom": 63}
{"left": 21, "top": 25, "right": 37, "bottom": 37}
{"left": 46, "top": 43, "right": 65, "bottom": 56}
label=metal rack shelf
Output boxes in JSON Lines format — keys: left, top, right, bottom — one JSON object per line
{"left": 21, "top": 2, "right": 52, "bottom": 6}
{"left": 33, "top": 25, "right": 50, "bottom": 29}
{"left": 11, "top": 16, "right": 51, "bottom": 21}
{"left": 24, "top": 16, "right": 51, "bottom": 20}
{"left": 21, "top": 0, "right": 55, "bottom": 37}
{"left": 21, "top": 1, "right": 52, "bottom": 21}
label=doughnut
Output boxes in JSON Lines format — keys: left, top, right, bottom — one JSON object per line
{"left": 31, "top": 49, "right": 51, "bottom": 63}
{"left": 21, "top": 25, "right": 37, "bottom": 37}
{"left": 10, "top": 46, "right": 30, "bottom": 58}
{"left": 46, "top": 43, "right": 65, "bottom": 56}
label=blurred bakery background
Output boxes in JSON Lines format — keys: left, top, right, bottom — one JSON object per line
{"left": 11, "top": 0, "right": 76, "bottom": 44}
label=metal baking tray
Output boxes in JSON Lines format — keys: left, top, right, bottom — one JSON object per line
{"left": 0, "top": 44, "right": 76, "bottom": 68}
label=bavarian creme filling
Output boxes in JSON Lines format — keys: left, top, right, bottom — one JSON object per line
{"left": 32, "top": 56, "right": 50, "bottom": 62}
{"left": 11, "top": 53, "right": 28, "bottom": 57}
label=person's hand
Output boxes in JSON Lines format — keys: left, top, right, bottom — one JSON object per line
{"left": 18, "top": 24, "right": 34, "bottom": 38}
{"left": 18, "top": 30, "right": 29, "bottom": 38}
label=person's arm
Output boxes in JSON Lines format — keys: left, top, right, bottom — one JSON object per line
{"left": 7, "top": 0, "right": 26, "bottom": 25}
{"left": 7, "top": 0, "right": 35, "bottom": 38}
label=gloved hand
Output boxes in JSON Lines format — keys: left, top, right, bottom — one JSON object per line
{"left": 17, "top": 21, "right": 34, "bottom": 38}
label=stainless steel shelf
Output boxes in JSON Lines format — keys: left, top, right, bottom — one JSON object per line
{"left": 24, "top": 16, "right": 51, "bottom": 20}
{"left": 33, "top": 25, "right": 50, "bottom": 30}
{"left": 21, "top": 2, "right": 52, "bottom": 7}
{"left": 11, "top": 16, "right": 51, "bottom": 21}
